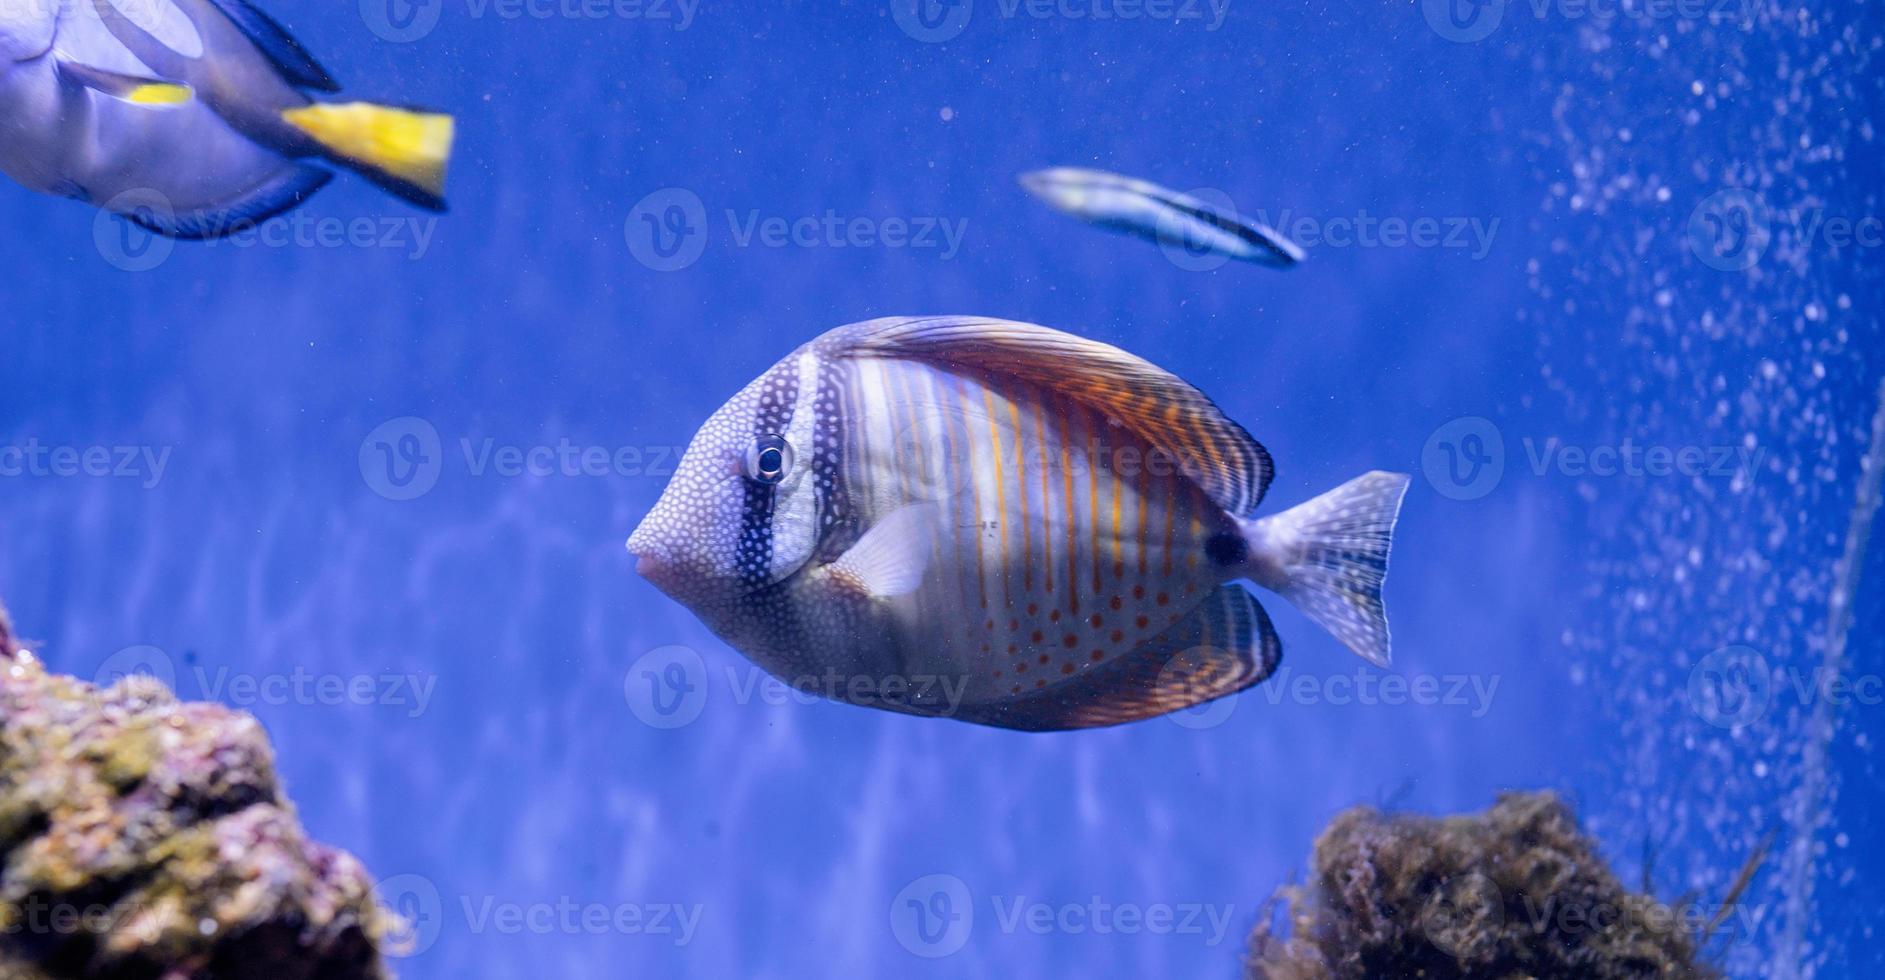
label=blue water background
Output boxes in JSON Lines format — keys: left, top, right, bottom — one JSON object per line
{"left": 1, "top": 0, "right": 1879, "bottom": 976}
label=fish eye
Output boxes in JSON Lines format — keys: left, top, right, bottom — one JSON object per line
{"left": 744, "top": 435, "right": 794, "bottom": 485}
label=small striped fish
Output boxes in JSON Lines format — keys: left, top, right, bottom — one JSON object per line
{"left": 1019, "top": 167, "right": 1305, "bottom": 268}
{"left": 628, "top": 317, "right": 1408, "bottom": 731}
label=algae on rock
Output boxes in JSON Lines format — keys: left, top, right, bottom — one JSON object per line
{"left": 1246, "top": 791, "right": 1722, "bottom": 980}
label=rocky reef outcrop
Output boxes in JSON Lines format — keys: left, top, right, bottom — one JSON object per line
{"left": 1246, "top": 791, "right": 1721, "bottom": 980}
{"left": 0, "top": 602, "right": 401, "bottom": 980}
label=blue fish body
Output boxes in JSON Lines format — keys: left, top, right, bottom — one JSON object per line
{"left": 1020, "top": 166, "right": 1306, "bottom": 268}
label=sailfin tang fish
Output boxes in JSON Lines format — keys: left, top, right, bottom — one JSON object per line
{"left": 628, "top": 317, "right": 1408, "bottom": 731}
{"left": 1020, "top": 166, "right": 1305, "bottom": 268}
{"left": 0, "top": 0, "right": 453, "bottom": 238}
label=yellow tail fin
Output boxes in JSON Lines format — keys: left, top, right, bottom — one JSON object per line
{"left": 281, "top": 102, "right": 453, "bottom": 205}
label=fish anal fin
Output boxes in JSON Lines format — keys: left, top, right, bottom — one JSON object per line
{"left": 55, "top": 61, "right": 192, "bottom": 106}
{"left": 835, "top": 317, "right": 1274, "bottom": 516}
{"left": 956, "top": 585, "right": 1282, "bottom": 732}
{"left": 115, "top": 166, "right": 331, "bottom": 240}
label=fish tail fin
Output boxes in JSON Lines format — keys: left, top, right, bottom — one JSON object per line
{"left": 1241, "top": 470, "right": 1409, "bottom": 667}
{"left": 280, "top": 102, "right": 453, "bottom": 211}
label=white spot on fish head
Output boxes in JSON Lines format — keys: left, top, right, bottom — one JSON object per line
{"left": 628, "top": 398, "right": 752, "bottom": 603}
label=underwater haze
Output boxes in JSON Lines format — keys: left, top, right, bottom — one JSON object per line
{"left": 2, "top": 0, "right": 1881, "bottom": 977}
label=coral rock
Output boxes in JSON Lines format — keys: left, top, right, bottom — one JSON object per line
{"left": 1246, "top": 791, "right": 1718, "bottom": 980}
{"left": 0, "top": 626, "right": 399, "bottom": 980}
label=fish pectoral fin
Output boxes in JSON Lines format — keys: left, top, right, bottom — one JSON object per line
{"left": 825, "top": 503, "right": 936, "bottom": 599}
{"left": 956, "top": 585, "right": 1282, "bottom": 732}
{"left": 55, "top": 60, "right": 192, "bottom": 106}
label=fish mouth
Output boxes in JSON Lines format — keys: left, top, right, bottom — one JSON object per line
{"left": 625, "top": 530, "right": 675, "bottom": 586}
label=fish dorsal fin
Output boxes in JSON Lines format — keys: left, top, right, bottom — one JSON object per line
{"left": 955, "top": 585, "right": 1282, "bottom": 731}
{"left": 204, "top": 0, "right": 338, "bottom": 91}
{"left": 838, "top": 316, "right": 1274, "bottom": 516}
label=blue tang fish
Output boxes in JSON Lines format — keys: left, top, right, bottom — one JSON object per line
{"left": 628, "top": 317, "right": 1408, "bottom": 731}
{"left": 1020, "top": 166, "right": 1305, "bottom": 268}
{"left": 0, "top": 0, "right": 452, "bottom": 238}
